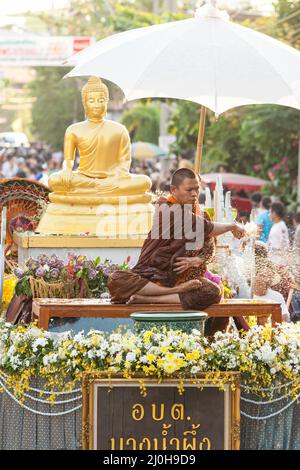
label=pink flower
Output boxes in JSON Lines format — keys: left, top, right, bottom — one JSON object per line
{"left": 268, "top": 171, "right": 275, "bottom": 181}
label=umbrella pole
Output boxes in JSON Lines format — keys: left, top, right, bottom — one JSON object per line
{"left": 194, "top": 106, "right": 207, "bottom": 174}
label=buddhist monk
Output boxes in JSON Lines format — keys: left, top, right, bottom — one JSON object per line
{"left": 108, "top": 169, "right": 246, "bottom": 332}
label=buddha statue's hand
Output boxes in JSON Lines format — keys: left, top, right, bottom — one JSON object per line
{"left": 61, "top": 167, "right": 73, "bottom": 190}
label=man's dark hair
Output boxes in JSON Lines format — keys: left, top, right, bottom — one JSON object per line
{"left": 261, "top": 196, "right": 271, "bottom": 210}
{"left": 251, "top": 192, "right": 262, "bottom": 205}
{"left": 271, "top": 201, "right": 285, "bottom": 219}
{"left": 293, "top": 212, "right": 300, "bottom": 225}
{"left": 171, "top": 168, "right": 197, "bottom": 187}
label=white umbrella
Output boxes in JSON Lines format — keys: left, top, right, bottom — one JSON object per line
{"left": 65, "top": 0, "right": 300, "bottom": 171}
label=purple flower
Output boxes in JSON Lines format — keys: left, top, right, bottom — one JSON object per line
{"left": 25, "top": 257, "right": 39, "bottom": 271}
{"left": 48, "top": 255, "right": 60, "bottom": 268}
{"left": 50, "top": 268, "right": 60, "bottom": 280}
{"left": 38, "top": 254, "right": 49, "bottom": 265}
{"left": 88, "top": 269, "right": 97, "bottom": 280}
{"left": 67, "top": 252, "right": 77, "bottom": 262}
{"left": 14, "top": 267, "right": 25, "bottom": 279}
{"left": 36, "top": 267, "right": 46, "bottom": 278}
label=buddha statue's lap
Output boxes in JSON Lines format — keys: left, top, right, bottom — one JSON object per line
{"left": 36, "top": 76, "right": 154, "bottom": 235}
{"left": 49, "top": 170, "right": 151, "bottom": 196}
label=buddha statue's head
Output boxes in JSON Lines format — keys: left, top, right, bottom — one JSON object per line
{"left": 82, "top": 76, "right": 109, "bottom": 122}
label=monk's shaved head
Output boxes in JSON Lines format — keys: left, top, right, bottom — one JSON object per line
{"left": 171, "top": 168, "right": 198, "bottom": 187}
{"left": 170, "top": 168, "right": 200, "bottom": 205}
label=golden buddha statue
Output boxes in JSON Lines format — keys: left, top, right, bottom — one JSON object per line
{"left": 36, "top": 76, "right": 153, "bottom": 236}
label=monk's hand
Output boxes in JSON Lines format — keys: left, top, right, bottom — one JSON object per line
{"left": 61, "top": 167, "right": 73, "bottom": 189}
{"left": 174, "top": 257, "right": 203, "bottom": 274}
{"left": 231, "top": 222, "right": 246, "bottom": 240}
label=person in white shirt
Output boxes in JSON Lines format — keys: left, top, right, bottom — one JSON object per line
{"left": 1, "top": 154, "right": 18, "bottom": 178}
{"left": 253, "top": 276, "right": 290, "bottom": 322}
{"left": 267, "top": 202, "right": 290, "bottom": 266}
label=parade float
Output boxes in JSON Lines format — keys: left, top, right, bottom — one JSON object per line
{"left": 1, "top": 0, "right": 300, "bottom": 451}
{"left": 0, "top": 80, "right": 297, "bottom": 448}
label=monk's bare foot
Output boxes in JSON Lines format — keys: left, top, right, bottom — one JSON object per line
{"left": 126, "top": 294, "right": 145, "bottom": 304}
{"left": 177, "top": 279, "right": 201, "bottom": 293}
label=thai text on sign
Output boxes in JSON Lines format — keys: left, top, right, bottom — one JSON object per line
{"left": 82, "top": 376, "right": 240, "bottom": 450}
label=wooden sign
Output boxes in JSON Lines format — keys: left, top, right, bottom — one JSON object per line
{"left": 82, "top": 374, "right": 240, "bottom": 450}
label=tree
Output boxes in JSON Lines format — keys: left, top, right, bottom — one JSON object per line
{"left": 29, "top": 68, "right": 84, "bottom": 149}
{"left": 121, "top": 104, "right": 160, "bottom": 143}
{"left": 274, "top": 0, "right": 300, "bottom": 48}
{"left": 27, "top": 2, "right": 185, "bottom": 148}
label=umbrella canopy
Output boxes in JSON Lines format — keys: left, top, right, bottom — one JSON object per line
{"left": 131, "top": 141, "right": 167, "bottom": 160}
{"left": 201, "top": 173, "right": 268, "bottom": 192}
{"left": 66, "top": 2, "right": 300, "bottom": 116}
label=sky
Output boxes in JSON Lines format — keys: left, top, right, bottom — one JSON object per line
{"left": 1, "top": 0, "right": 275, "bottom": 16}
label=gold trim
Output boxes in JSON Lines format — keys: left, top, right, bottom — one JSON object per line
{"left": 82, "top": 372, "right": 240, "bottom": 451}
{"left": 14, "top": 232, "right": 146, "bottom": 248}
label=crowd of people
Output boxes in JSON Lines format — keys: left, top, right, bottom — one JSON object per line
{"left": 0, "top": 143, "right": 62, "bottom": 185}
{"left": 244, "top": 192, "right": 300, "bottom": 323}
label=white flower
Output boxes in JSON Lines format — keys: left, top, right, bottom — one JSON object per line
{"left": 95, "top": 350, "right": 106, "bottom": 359}
{"left": 73, "top": 331, "right": 84, "bottom": 342}
{"left": 109, "top": 343, "right": 122, "bottom": 354}
{"left": 87, "top": 350, "right": 95, "bottom": 359}
{"left": 26, "top": 327, "right": 41, "bottom": 338}
{"left": 140, "top": 355, "right": 149, "bottom": 364}
{"left": 126, "top": 352, "right": 136, "bottom": 363}
{"left": 43, "top": 356, "right": 49, "bottom": 366}
{"left": 32, "top": 337, "right": 48, "bottom": 352}
{"left": 191, "top": 366, "right": 200, "bottom": 374}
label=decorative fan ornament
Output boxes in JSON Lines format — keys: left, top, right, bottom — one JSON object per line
{"left": 0, "top": 178, "right": 50, "bottom": 248}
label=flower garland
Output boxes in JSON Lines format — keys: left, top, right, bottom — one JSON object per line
{"left": 0, "top": 321, "right": 300, "bottom": 403}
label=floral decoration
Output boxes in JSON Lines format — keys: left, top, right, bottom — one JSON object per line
{"left": 0, "top": 321, "right": 299, "bottom": 402}
{"left": 13, "top": 253, "right": 130, "bottom": 299}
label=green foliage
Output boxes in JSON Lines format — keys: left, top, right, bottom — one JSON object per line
{"left": 168, "top": 101, "right": 200, "bottom": 159}
{"left": 29, "top": 67, "right": 84, "bottom": 149}
{"left": 121, "top": 104, "right": 160, "bottom": 144}
{"left": 275, "top": 0, "right": 300, "bottom": 48}
{"left": 15, "top": 276, "right": 32, "bottom": 298}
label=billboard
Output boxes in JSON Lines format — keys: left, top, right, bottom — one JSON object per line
{"left": 0, "top": 35, "right": 95, "bottom": 66}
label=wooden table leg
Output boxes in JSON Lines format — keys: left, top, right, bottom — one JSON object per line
{"left": 272, "top": 305, "right": 282, "bottom": 327}
{"left": 38, "top": 308, "right": 50, "bottom": 330}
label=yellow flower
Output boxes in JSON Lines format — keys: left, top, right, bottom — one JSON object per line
{"left": 186, "top": 351, "right": 200, "bottom": 362}
{"left": 2, "top": 275, "right": 17, "bottom": 306}
{"left": 146, "top": 353, "right": 156, "bottom": 363}
{"left": 163, "top": 361, "right": 178, "bottom": 374}
{"left": 160, "top": 347, "right": 169, "bottom": 354}
{"left": 143, "top": 331, "right": 153, "bottom": 343}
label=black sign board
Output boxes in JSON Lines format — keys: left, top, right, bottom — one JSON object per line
{"left": 82, "top": 375, "right": 240, "bottom": 450}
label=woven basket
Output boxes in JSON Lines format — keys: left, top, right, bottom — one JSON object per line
{"left": 29, "top": 277, "right": 76, "bottom": 299}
